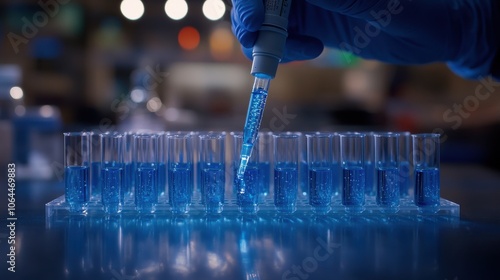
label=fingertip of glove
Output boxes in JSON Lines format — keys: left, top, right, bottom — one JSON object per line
{"left": 235, "top": 0, "right": 264, "bottom": 32}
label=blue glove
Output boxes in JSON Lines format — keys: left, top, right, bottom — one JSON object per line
{"left": 231, "top": 0, "right": 500, "bottom": 79}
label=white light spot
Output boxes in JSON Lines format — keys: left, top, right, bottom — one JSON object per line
{"left": 120, "top": 0, "right": 144, "bottom": 21}
{"left": 203, "top": 0, "right": 225, "bottom": 21}
{"left": 10, "top": 86, "right": 23, "bottom": 99}
{"left": 40, "top": 105, "right": 54, "bottom": 118}
{"left": 146, "top": 97, "right": 162, "bottom": 112}
{"left": 165, "top": 0, "right": 188, "bottom": 20}
{"left": 131, "top": 88, "right": 146, "bottom": 103}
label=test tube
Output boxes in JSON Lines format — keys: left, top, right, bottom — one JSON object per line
{"left": 273, "top": 133, "right": 299, "bottom": 214}
{"left": 306, "top": 133, "right": 333, "bottom": 214}
{"left": 89, "top": 131, "right": 101, "bottom": 201}
{"left": 364, "top": 132, "right": 376, "bottom": 196}
{"left": 412, "top": 134, "right": 440, "bottom": 212}
{"left": 64, "top": 132, "right": 90, "bottom": 213}
{"left": 233, "top": 132, "right": 260, "bottom": 213}
{"left": 157, "top": 132, "right": 167, "bottom": 202}
{"left": 123, "top": 132, "right": 135, "bottom": 201}
{"left": 100, "top": 132, "right": 124, "bottom": 214}
{"left": 134, "top": 133, "right": 158, "bottom": 213}
{"left": 332, "top": 132, "right": 342, "bottom": 196}
{"left": 297, "top": 132, "right": 309, "bottom": 197}
{"left": 167, "top": 133, "right": 193, "bottom": 214}
{"left": 374, "top": 132, "right": 400, "bottom": 212}
{"left": 398, "top": 132, "right": 413, "bottom": 197}
{"left": 257, "top": 131, "right": 273, "bottom": 198}
{"left": 199, "top": 132, "right": 226, "bottom": 214}
{"left": 340, "top": 133, "right": 365, "bottom": 213}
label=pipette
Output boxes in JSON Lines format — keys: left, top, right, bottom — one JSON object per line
{"left": 236, "top": 0, "right": 292, "bottom": 192}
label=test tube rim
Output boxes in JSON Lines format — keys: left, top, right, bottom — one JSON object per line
{"left": 63, "top": 131, "right": 89, "bottom": 137}
{"left": 373, "top": 132, "right": 400, "bottom": 139}
{"left": 339, "top": 132, "right": 366, "bottom": 139}
{"left": 305, "top": 132, "right": 333, "bottom": 139}
{"left": 199, "top": 132, "right": 226, "bottom": 140}
{"left": 411, "top": 133, "right": 441, "bottom": 139}
{"left": 273, "top": 132, "right": 299, "bottom": 139}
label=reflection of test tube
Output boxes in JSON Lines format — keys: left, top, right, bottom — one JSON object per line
{"left": 123, "top": 132, "right": 135, "bottom": 201}
{"left": 273, "top": 133, "right": 299, "bottom": 214}
{"left": 167, "top": 133, "right": 193, "bottom": 214}
{"left": 412, "top": 134, "right": 440, "bottom": 212}
{"left": 364, "top": 132, "right": 376, "bottom": 196}
{"left": 64, "top": 132, "right": 90, "bottom": 213}
{"left": 89, "top": 132, "right": 102, "bottom": 200}
{"left": 306, "top": 133, "right": 333, "bottom": 214}
{"left": 101, "top": 132, "right": 124, "bottom": 214}
{"left": 157, "top": 132, "right": 167, "bottom": 202}
{"left": 398, "top": 132, "right": 413, "bottom": 197}
{"left": 199, "top": 133, "right": 226, "bottom": 214}
{"left": 374, "top": 133, "right": 400, "bottom": 212}
{"left": 134, "top": 133, "right": 158, "bottom": 213}
{"left": 257, "top": 131, "right": 273, "bottom": 198}
{"left": 340, "top": 133, "right": 365, "bottom": 213}
{"left": 233, "top": 132, "right": 260, "bottom": 214}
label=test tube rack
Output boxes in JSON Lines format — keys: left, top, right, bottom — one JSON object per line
{"left": 46, "top": 131, "right": 460, "bottom": 220}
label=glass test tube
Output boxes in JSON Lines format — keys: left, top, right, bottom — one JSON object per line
{"left": 134, "top": 134, "right": 158, "bottom": 213}
{"left": 233, "top": 132, "right": 260, "bottom": 214}
{"left": 412, "top": 134, "right": 440, "bottom": 212}
{"left": 398, "top": 132, "right": 413, "bottom": 197}
{"left": 332, "top": 133, "right": 342, "bottom": 196}
{"left": 257, "top": 131, "right": 273, "bottom": 198}
{"left": 89, "top": 131, "right": 102, "bottom": 200}
{"left": 157, "top": 132, "right": 167, "bottom": 202}
{"left": 64, "top": 132, "right": 90, "bottom": 213}
{"left": 273, "top": 133, "right": 299, "bottom": 214}
{"left": 100, "top": 132, "right": 124, "bottom": 214}
{"left": 199, "top": 132, "right": 226, "bottom": 214}
{"left": 374, "top": 133, "right": 400, "bottom": 212}
{"left": 306, "top": 133, "right": 333, "bottom": 214}
{"left": 167, "top": 133, "right": 193, "bottom": 214}
{"left": 123, "top": 132, "right": 135, "bottom": 201}
{"left": 364, "top": 132, "right": 376, "bottom": 196}
{"left": 297, "top": 132, "right": 309, "bottom": 197}
{"left": 340, "top": 133, "right": 365, "bottom": 213}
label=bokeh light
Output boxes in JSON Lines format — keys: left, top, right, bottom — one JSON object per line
{"left": 120, "top": 0, "right": 145, "bottom": 21}
{"left": 202, "top": 0, "right": 226, "bottom": 21}
{"left": 165, "top": 0, "right": 188, "bottom": 20}
{"left": 178, "top": 26, "right": 200, "bottom": 51}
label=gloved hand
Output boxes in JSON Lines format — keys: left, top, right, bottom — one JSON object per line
{"left": 231, "top": 0, "right": 499, "bottom": 79}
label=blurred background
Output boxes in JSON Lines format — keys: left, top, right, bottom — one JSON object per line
{"left": 1, "top": 0, "right": 499, "bottom": 180}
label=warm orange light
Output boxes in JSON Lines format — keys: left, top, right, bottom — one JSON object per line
{"left": 178, "top": 26, "right": 200, "bottom": 51}
{"left": 209, "top": 27, "right": 234, "bottom": 60}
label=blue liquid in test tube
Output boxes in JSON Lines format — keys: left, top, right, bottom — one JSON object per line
{"left": 90, "top": 161, "right": 101, "bottom": 198}
{"left": 299, "top": 161, "right": 309, "bottom": 196}
{"left": 64, "top": 132, "right": 90, "bottom": 213}
{"left": 415, "top": 167, "right": 440, "bottom": 207}
{"left": 157, "top": 162, "right": 167, "bottom": 198}
{"left": 258, "top": 161, "right": 271, "bottom": 196}
{"left": 237, "top": 165, "right": 260, "bottom": 214}
{"left": 135, "top": 163, "right": 157, "bottom": 213}
{"left": 309, "top": 167, "right": 333, "bottom": 211}
{"left": 168, "top": 163, "right": 192, "bottom": 213}
{"left": 412, "top": 134, "right": 441, "bottom": 212}
{"left": 376, "top": 167, "right": 400, "bottom": 208}
{"left": 124, "top": 162, "right": 135, "bottom": 200}
{"left": 340, "top": 132, "right": 366, "bottom": 213}
{"left": 342, "top": 166, "right": 365, "bottom": 209}
{"left": 102, "top": 165, "right": 124, "bottom": 213}
{"left": 274, "top": 164, "right": 298, "bottom": 213}
{"left": 65, "top": 166, "right": 89, "bottom": 212}
{"left": 200, "top": 162, "right": 225, "bottom": 213}
{"left": 399, "top": 161, "right": 412, "bottom": 197}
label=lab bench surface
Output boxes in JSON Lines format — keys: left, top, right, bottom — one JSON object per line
{"left": 1, "top": 164, "right": 500, "bottom": 280}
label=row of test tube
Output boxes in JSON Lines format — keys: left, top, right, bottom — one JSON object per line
{"left": 63, "top": 131, "right": 440, "bottom": 215}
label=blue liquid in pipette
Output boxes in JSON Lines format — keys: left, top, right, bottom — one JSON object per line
{"left": 168, "top": 162, "right": 192, "bottom": 213}
{"left": 308, "top": 167, "right": 333, "bottom": 213}
{"left": 399, "top": 161, "right": 412, "bottom": 197}
{"left": 376, "top": 166, "right": 400, "bottom": 209}
{"left": 364, "top": 161, "right": 375, "bottom": 196}
{"left": 90, "top": 161, "right": 101, "bottom": 198}
{"left": 102, "top": 165, "right": 124, "bottom": 213}
{"left": 135, "top": 164, "right": 157, "bottom": 213}
{"left": 238, "top": 88, "right": 268, "bottom": 182}
{"left": 124, "top": 162, "right": 135, "bottom": 200}
{"left": 65, "top": 166, "right": 89, "bottom": 212}
{"left": 299, "top": 161, "right": 309, "bottom": 196}
{"left": 157, "top": 162, "right": 167, "bottom": 198}
{"left": 342, "top": 166, "right": 365, "bottom": 210}
{"left": 258, "top": 161, "right": 271, "bottom": 196}
{"left": 274, "top": 164, "right": 298, "bottom": 213}
{"left": 237, "top": 165, "right": 260, "bottom": 214}
{"left": 200, "top": 162, "right": 225, "bottom": 213}
{"left": 415, "top": 167, "right": 440, "bottom": 208}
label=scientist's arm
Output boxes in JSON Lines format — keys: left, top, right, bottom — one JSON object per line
{"left": 231, "top": 0, "right": 500, "bottom": 80}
